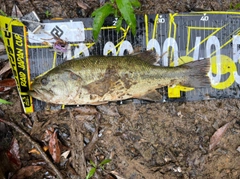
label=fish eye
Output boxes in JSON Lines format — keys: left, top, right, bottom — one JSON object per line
{"left": 41, "top": 78, "right": 48, "bottom": 86}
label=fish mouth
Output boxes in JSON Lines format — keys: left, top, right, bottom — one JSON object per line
{"left": 28, "top": 88, "right": 55, "bottom": 102}
{"left": 28, "top": 88, "right": 46, "bottom": 97}
{"left": 28, "top": 90, "right": 39, "bottom": 98}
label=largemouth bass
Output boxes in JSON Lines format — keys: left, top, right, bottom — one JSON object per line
{"left": 28, "top": 52, "right": 210, "bottom": 105}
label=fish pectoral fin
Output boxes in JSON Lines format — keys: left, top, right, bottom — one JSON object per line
{"left": 138, "top": 90, "right": 162, "bottom": 101}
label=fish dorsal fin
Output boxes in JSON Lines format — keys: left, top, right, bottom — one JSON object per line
{"left": 130, "top": 50, "right": 160, "bottom": 66}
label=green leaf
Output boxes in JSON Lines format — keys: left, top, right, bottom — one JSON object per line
{"left": 99, "top": 159, "right": 111, "bottom": 167}
{"left": 114, "top": 8, "right": 118, "bottom": 17}
{"left": 89, "top": 160, "right": 96, "bottom": 168}
{"left": 130, "top": 0, "right": 141, "bottom": 8}
{"left": 0, "top": 10, "right": 7, "bottom": 16}
{"left": 91, "top": 3, "right": 115, "bottom": 40}
{"left": 234, "top": 3, "right": 240, "bottom": 10}
{"left": 0, "top": 98, "right": 12, "bottom": 104}
{"left": 86, "top": 167, "right": 96, "bottom": 179}
{"left": 116, "top": 0, "right": 137, "bottom": 35}
{"left": 115, "top": 17, "right": 123, "bottom": 32}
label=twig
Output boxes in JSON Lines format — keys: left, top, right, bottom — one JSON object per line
{"left": 0, "top": 118, "right": 64, "bottom": 179}
{"left": 84, "top": 113, "right": 100, "bottom": 163}
{"left": 84, "top": 123, "right": 99, "bottom": 157}
{"left": 69, "top": 110, "right": 86, "bottom": 178}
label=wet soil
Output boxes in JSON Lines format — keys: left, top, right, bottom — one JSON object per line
{"left": 1, "top": 0, "right": 240, "bottom": 179}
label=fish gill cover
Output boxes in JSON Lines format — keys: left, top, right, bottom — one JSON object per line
{"left": 1, "top": 12, "right": 240, "bottom": 112}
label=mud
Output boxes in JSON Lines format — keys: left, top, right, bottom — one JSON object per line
{"left": 1, "top": 88, "right": 240, "bottom": 178}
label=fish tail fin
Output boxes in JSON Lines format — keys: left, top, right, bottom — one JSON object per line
{"left": 181, "top": 58, "right": 211, "bottom": 88}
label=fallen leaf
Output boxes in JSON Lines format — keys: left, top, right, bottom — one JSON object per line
{"left": 43, "top": 127, "right": 54, "bottom": 142}
{"left": 209, "top": 122, "right": 231, "bottom": 151}
{"left": 0, "top": 42, "right": 5, "bottom": 53}
{"left": 11, "top": 4, "right": 23, "bottom": 18}
{"left": 110, "top": 171, "right": 126, "bottom": 179}
{"left": 61, "top": 150, "right": 70, "bottom": 159}
{"left": 21, "top": 114, "right": 33, "bottom": 129}
{"left": 11, "top": 165, "right": 42, "bottom": 179}
{"left": 49, "top": 130, "right": 61, "bottom": 163}
{"left": 74, "top": 106, "right": 98, "bottom": 115}
{"left": 97, "top": 104, "right": 120, "bottom": 117}
{"left": 75, "top": 114, "right": 95, "bottom": 121}
{"left": 84, "top": 126, "right": 99, "bottom": 158}
{"left": 28, "top": 146, "right": 48, "bottom": 155}
{"left": 0, "top": 98, "right": 12, "bottom": 104}
{"left": 0, "top": 78, "right": 16, "bottom": 87}
{"left": 237, "top": 146, "right": 240, "bottom": 152}
{"left": 0, "top": 86, "right": 12, "bottom": 92}
{"left": 7, "top": 138, "right": 21, "bottom": 169}
{"left": 0, "top": 62, "right": 10, "bottom": 76}
{"left": 76, "top": 0, "right": 89, "bottom": 9}
{"left": 104, "top": 173, "right": 118, "bottom": 179}
{"left": 30, "top": 159, "right": 46, "bottom": 166}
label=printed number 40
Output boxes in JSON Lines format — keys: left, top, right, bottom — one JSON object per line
{"left": 200, "top": 14, "right": 209, "bottom": 21}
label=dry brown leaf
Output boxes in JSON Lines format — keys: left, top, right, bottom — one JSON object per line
{"left": 0, "top": 62, "right": 10, "bottom": 76}
{"left": 28, "top": 148, "right": 40, "bottom": 155}
{"left": 0, "top": 86, "right": 12, "bottom": 92}
{"left": 11, "top": 165, "right": 42, "bottom": 179}
{"left": 28, "top": 146, "right": 48, "bottom": 155}
{"left": 110, "top": 171, "right": 126, "bottom": 179}
{"left": 7, "top": 138, "right": 21, "bottom": 169}
{"left": 74, "top": 106, "right": 98, "bottom": 115}
{"left": 76, "top": 0, "right": 89, "bottom": 9}
{"left": 97, "top": 104, "right": 120, "bottom": 117}
{"left": 75, "top": 114, "right": 95, "bottom": 121}
{"left": 0, "top": 78, "right": 16, "bottom": 87}
{"left": 209, "top": 122, "right": 231, "bottom": 151}
{"left": 49, "top": 130, "right": 61, "bottom": 163}
{"left": 0, "top": 86, "right": 5, "bottom": 92}
{"left": 11, "top": 4, "right": 23, "bottom": 18}
{"left": 0, "top": 41, "right": 5, "bottom": 53}
{"left": 43, "top": 127, "right": 54, "bottom": 142}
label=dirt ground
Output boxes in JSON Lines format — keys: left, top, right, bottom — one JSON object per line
{"left": 1, "top": 0, "right": 240, "bottom": 179}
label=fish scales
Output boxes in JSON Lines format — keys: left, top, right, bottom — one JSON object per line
{"left": 29, "top": 53, "right": 210, "bottom": 105}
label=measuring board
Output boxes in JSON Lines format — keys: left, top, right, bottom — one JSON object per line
{"left": 1, "top": 12, "right": 240, "bottom": 113}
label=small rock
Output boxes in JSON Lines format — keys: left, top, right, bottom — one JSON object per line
{"left": 177, "top": 111, "right": 183, "bottom": 118}
{"left": 237, "top": 146, "right": 240, "bottom": 152}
